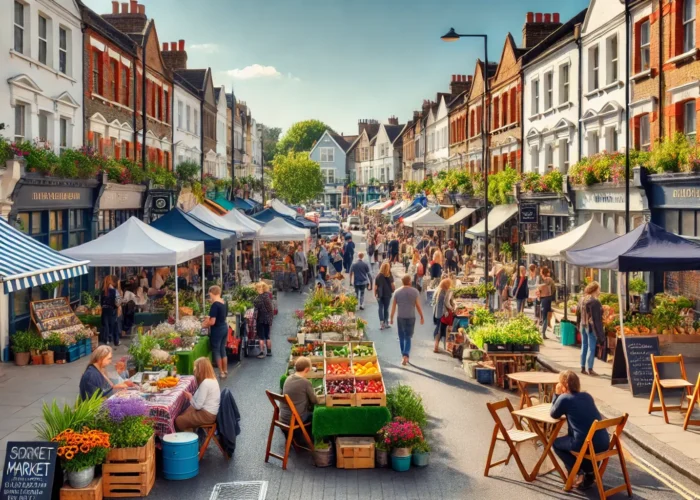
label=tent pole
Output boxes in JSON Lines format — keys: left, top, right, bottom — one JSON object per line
{"left": 220, "top": 252, "right": 223, "bottom": 290}
{"left": 617, "top": 272, "right": 631, "bottom": 388}
{"left": 202, "top": 255, "right": 206, "bottom": 311}
{"left": 563, "top": 262, "right": 568, "bottom": 321}
{"left": 175, "top": 265, "right": 179, "bottom": 321}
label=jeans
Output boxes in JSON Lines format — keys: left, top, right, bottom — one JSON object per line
{"left": 553, "top": 435, "right": 608, "bottom": 474}
{"left": 101, "top": 310, "right": 119, "bottom": 346}
{"left": 516, "top": 298, "right": 526, "bottom": 314}
{"left": 540, "top": 296, "right": 553, "bottom": 335}
{"left": 354, "top": 284, "right": 366, "bottom": 306}
{"left": 580, "top": 326, "right": 597, "bottom": 370}
{"left": 378, "top": 295, "right": 391, "bottom": 323}
{"left": 397, "top": 318, "right": 415, "bottom": 357}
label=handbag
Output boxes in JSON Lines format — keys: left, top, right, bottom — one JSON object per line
{"left": 440, "top": 310, "right": 455, "bottom": 325}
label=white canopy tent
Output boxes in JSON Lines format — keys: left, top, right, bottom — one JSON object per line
{"left": 61, "top": 217, "right": 204, "bottom": 320}
{"left": 445, "top": 206, "right": 476, "bottom": 225}
{"left": 404, "top": 209, "right": 450, "bottom": 229}
{"left": 402, "top": 207, "right": 429, "bottom": 225}
{"left": 369, "top": 200, "right": 392, "bottom": 211}
{"left": 221, "top": 207, "right": 263, "bottom": 233}
{"left": 523, "top": 218, "right": 617, "bottom": 260}
{"left": 256, "top": 217, "right": 310, "bottom": 251}
{"left": 386, "top": 200, "right": 408, "bottom": 215}
{"left": 465, "top": 204, "right": 518, "bottom": 237}
{"left": 271, "top": 199, "right": 298, "bottom": 218}
{"left": 188, "top": 205, "right": 256, "bottom": 239}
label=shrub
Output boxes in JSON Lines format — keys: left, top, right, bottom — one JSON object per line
{"left": 487, "top": 167, "right": 519, "bottom": 205}
{"left": 35, "top": 392, "right": 105, "bottom": 441}
{"left": 97, "top": 398, "right": 153, "bottom": 449}
{"left": 175, "top": 161, "right": 200, "bottom": 184}
{"left": 146, "top": 162, "right": 177, "bottom": 188}
{"left": 386, "top": 384, "right": 428, "bottom": 429}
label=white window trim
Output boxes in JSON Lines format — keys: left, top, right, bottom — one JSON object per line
{"left": 640, "top": 20, "right": 651, "bottom": 72}
{"left": 38, "top": 14, "right": 48, "bottom": 65}
{"left": 640, "top": 114, "right": 651, "bottom": 151}
{"left": 544, "top": 71, "right": 554, "bottom": 112}
{"left": 683, "top": 0, "right": 696, "bottom": 54}
{"left": 607, "top": 35, "right": 619, "bottom": 85}
{"left": 14, "top": 1, "right": 25, "bottom": 55}
{"left": 590, "top": 45, "right": 600, "bottom": 92}
{"left": 559, "top": 63, "right": 570, "bottom": 106}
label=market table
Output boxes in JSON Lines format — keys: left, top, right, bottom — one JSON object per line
{"left": 507, "top": 372, "right": 560, "bottom": 409}
{"left": 483, "top": 352, "right": 538, "bottom": 388}
{"left": 511, "top": 403, "right": 567, "bottom": 482}
{"left": 312, "top": 405, "right": 391, "bottom": 440}
{"left": 174, "top": 336, "right": 212, "bottom": 375}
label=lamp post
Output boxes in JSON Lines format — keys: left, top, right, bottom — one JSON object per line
{"left": 258, "top": 124, "right": 265, "bottom": 204}
{"left": 441, "top": 28, "right": 491, "bottom": 291}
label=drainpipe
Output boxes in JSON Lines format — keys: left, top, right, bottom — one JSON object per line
{"left": 141, "top": 43, "right": 147, "bottom": 168}
{"left": 576, "top": 24, "right": 583, "bottom": 163}
{"left": 658, "top": 0, "right": 664, "bottom": 138}
{"left": 200, "top": 101, "right": 204, "bottom": 182}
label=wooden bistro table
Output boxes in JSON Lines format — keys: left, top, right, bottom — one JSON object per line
{"left": 507, "top": 372, "right": 560, "bottom": 409}
{"left": 511, "top": 403, "right": 567, "bottom": 483}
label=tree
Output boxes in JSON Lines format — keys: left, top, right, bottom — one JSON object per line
{"left": 276, "top": 119, "right": 335, "bottom": 156}
{"left": 271, "top": 151, "right": 324, "bottom": 205}
{"left": 260, "top": 125, "right": 281, "bottom": 164}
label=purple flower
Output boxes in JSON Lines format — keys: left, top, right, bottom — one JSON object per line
{"left": 103, "top": 397, "right": 149, "bottom": 423}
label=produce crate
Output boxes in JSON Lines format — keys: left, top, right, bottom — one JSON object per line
{"left": 325, "top": 358, "right": 352, "bottom": 380}
{"left": 102, "top": 454, "right": 155, "bottom": 498}
{"left": 67, "top": 344, "right": 81, "bottom": 363}
{"left": 352, "top": 358, "right": 381, "bottom": 380}
{"left": 350, "top": 341, "right": 375, "bottom": 361}
{"left": 323, "top": 342, "right": 351, "bottom": 359}
{"left": 60, "top": 477, "right": 103, "bottom": 500}
{"left": 307, "top": 361, "right": 325, "bottom": 379}
{"left": 106, "top": 435, "right": 154, "bottom": 464}
{"left": 335, "top": 437, "right": 375, "bottom": 469}
{"left": 354, "top": 379, "right": 386, "bottom": 407}
{"left": 84, "top": 338, "right": 93, "bottom": 354}
{"left": 325, "top": 378, "right": 355, "bottom": 407}
{"left": 78, "top": 342, "right": 87, "bottom": 358}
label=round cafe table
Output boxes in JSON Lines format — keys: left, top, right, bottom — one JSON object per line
{"left": 507, "top": 371, "right": 560, "bottom": 409}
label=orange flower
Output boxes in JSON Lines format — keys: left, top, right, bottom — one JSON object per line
{"left": 57, "top": 447, "right": 66, "bottom": 457}
{"left": 80, "top": 444, "right": 90, "bottom": 453}
{"left": 64, "top": 451, "right": 74, "bottom": 460}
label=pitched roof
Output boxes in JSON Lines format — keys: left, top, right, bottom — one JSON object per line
{"left": 225, "top": 93, "right": 234, "bottom": 107}
{"left": 173, "top": 72, "right": 201, "bottom": 97}
{"left": 77, "top": 1, "right": 137, "bottom": 56}
{"left": 384, "top": 124, "right": 404, "bottom": 143}
{"left": 176, "top": 69, "right": 207, "bottom": 93}
{"left": 330, "top": 133, "right": 357, "bottom": 152}
{"left": 521, "top": 9, "right": 588, "bottom": 66}
{"left": 214, "top": 88, "right": 222, "bottom": 101}
{"left": 447, "top": 90, "right": 467, "bottom": 108}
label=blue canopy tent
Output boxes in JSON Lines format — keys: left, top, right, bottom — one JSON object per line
{"left": 231, "top": 197, "right": 254, "bottom": 213}
{"left": 245, "top": 198, "right": 262, "bottom": 212}
{"left": 212, "top": 195, "right": 235, "bottom": 212}
{"left": 252, "top": 209, "right": 318, "bottom": 238}
{"left": 393, "top": 203, "right": 422, "bottom": 222}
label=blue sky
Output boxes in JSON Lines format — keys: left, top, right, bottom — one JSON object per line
{"left": 84, "top": 0, "right": 588, "bottom": 134}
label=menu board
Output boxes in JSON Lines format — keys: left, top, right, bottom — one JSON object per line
{"left": 0, "top": 442, "right": 58, "bottom": 500}
{"left": 611, "top": 336, "right": 660, "bottom": 396}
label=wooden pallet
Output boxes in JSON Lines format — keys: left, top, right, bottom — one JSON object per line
{"left": 60, "top": 477, "right": 103, "bottom": 500}
{"left": 102, "top": 455, "right": 155, "bottom": 498}
{"left": 106, "top": 435, "right": 154, "bottom": 464}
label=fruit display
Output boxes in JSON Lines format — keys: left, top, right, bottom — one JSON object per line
{"left": 325, "top": 344, "right": 350, "bottom": 357}
{"left": 311, "top": 378, "right": 324, "bottom": 395}
{"left": 355, "top": 380, "right": 384, "bottom": 394}
{"left": 352, "top": 344, "right": 374, "bottom": 357}
{"left": 353, "top": 361, "right": 379, "bottom": 376}
{"left": 326, "top": 362, "right": 351, "bottom": 376}
{"left": 326, "top": 379, "right": 354, "bottom": 395}
{"left": 156, "top": 376, "right": 179, "bottom": 389}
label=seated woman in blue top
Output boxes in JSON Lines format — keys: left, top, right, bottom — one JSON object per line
{"left": 550, "top": 370, "right": 610, "bottom": 491}
{"left": 79, "top": 345, "right": 134, "bottom": 400}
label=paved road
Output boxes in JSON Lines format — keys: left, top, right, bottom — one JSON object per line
{"left": 148, "top": 231, "right": 697, "bottom": 500}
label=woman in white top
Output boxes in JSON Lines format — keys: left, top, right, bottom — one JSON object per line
{"left": 175, "top": 357, "right": 221, "bottom": 432}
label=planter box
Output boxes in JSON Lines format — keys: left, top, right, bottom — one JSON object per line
{"left": 657, "top": 334, "right": 700, "bottom": 344}
{"left": 103, "top": 436, "right": 155, "bottom": 497}
{"left": 106, "top": 435, "right": 155, "bottom": 464}
{"left": 336, "top": 437, "right": 375, "bottom": 469}
{"left": 483, "top": 343, "right": 512, "bottom": 353}
{"left": 59, "top": 476, "right": 103, "bottom": 500}
{"left": 67, "top": 344, "right": 81, "bottom": 363}
{"left": 511, "top": 344, "right": 540, "bottom": 353}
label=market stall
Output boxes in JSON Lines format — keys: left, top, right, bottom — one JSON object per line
{"left": 255, "top": 218, "right": 309, "bottom": 291}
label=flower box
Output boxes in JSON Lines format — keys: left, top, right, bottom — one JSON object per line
{"left": 106, "top": 434, "right": 155, "bottom": 464}
{"left": 483, "top": 343, "right": 512, "bottom": 353}
{"left": 511, "top": 344, "right": 540, "bottom": 353}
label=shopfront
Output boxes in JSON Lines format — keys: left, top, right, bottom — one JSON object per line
{"left": 144, "top": 187, "right": 178, "bottom": 223}
{"left": 8, "top": 175, "right": 99, "bottom": 333}
{"left": 96, "top": 182, "right": 147, "bottom": 236}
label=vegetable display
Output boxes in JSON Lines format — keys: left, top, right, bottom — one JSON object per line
{"left": 326, "top": 379, "right": 354, "bottom": 395}
{"left": 326, "top": 363, "right": 351, "bottom": 376}
{"left": 353, "top": 361, "right": 379, "bottom": 376}
{"left": 355, "top": 380, "right": 384, "bottom": 393}
{"left": 327, "top": 345, "right": 349, "bottom": 357}
{"left": 352, "top": 344, "right": 374, "bottom": 357}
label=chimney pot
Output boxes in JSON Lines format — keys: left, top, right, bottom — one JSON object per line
{"left": 553, "top": 13, "right": 560, "bottom": 23}
{"left": 526, "top": 12, "right": 534, "bottom": 23}
{"left": 137, "top": 4, "right": 145, "bottom": 14}
{"left": 178, "top": 39, "right": 185, "bottom": 51}
{"left": 121, "top": 2, "right": 128, "bottom": 13}
{"left": 544, "top": 13, "right": 551, "bottom": 23}
{"left": 452, "top": 74, "right": 456, "bottom": 82}
{"left": 162, "top": 42, "right": 168, "bottom": 51}
{"left": 130, "top": 0, "right": 137, "bottom": 13}
{"left": 535, "top": 13, "right": 543, "bottom": 22}
{"left": 170, "top": 42, "right": 177, "bottom": 51}
{"left": 112, "top": 1, "right": 119, "bottom": 14}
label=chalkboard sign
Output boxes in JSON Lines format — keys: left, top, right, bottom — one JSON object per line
{"left": 611, "top": 336, "right": 660, "bottom": 396}
{"left": 519, "top": 203, "right": 538, "bottom": 224}
{"left": 0, "top": 442, "right": 58, "bottom": 500}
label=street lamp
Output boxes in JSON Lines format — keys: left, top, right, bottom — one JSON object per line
{"left": 441, "top": 28, "right": 491, "bottom": 291}
{"left": 258, "top": 124, "right": 265, "bottom": 204}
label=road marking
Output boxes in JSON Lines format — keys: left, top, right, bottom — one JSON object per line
{"left": 624, "top": 446, "right": 700, "bottom": 499}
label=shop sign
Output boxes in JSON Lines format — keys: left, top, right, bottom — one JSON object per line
{"left": 14, "top": 185, "right": 94, "bottom": 210}
{"left": 575, "top": 188, "right": 646, "bottom": 212}
{"left": 519, "top": 203, "right": 538, "bottom": 224}
{"left": 538, "top": 198, "right": 569, "bottom": 216}
{"left": 100, "top": 186, "right": 145, "bottom": 210}
{"left": 651, "top": 184, "right": 700, "bottom": 209}
{"left": 151, "top": 192, "right": 172, "bottom": 214}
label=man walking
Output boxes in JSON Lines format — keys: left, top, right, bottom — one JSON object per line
{"left": 390, "top": 275, "right": 424, "bottom": 366}
{"left": 349, "top": 252, "right": 371, "bottom": 310}
{"left": 343, "top": 234, "right": 355, "bottom": 273}
{"left": 318, "top": 241, "right": 330, "bottom": 283}
{"left": 294, "top": 244, "right": 307, "bottom": 294}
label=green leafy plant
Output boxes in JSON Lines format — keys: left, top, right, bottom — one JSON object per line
{"left": 11, "top": 330, "right": 34, "bottom": 353}
{"left": 487, "top": 167, "right": 519, "bottom": 205}
{"left": 81, "top": 290, "right": 99, "bottom": 309}
{"left": 477, "top": 282, "right": 496, "bottom": 299}
{"left": 413, "top": 439, "right": 430, "bottom": 453}
{"left": 35, "top": 392, "right": 105, "bottom": 441}
{"left": 97, "top": 398, "right": 154, "bottom": 449}
{"left": 386, "top": 384, "right": 428, "bottom": 429}
{"left": 628, "top": 278, "right": 647, "bottom": 296}
{"left": 41, "top": 280, "right": 62, "bottom": 294}
{"left": 470, "top": 307, "right": 495, "bottom": 327}
{"left": 175, "top": 161, "right": 201, "bottom": 185}
{"left": 146, "top": 162, "right": 177, "bottom": 188}
{"left": 648, "top": 133, "right": 694, "bottom": 173}
{"left": 46, "top": 331, "right": 67, "bottom": 347}
{"left": 128, "top": 333, "right": 159, "bottom": 371}
{"left": 313, "top": 438, "right": 330, "bottom": 450}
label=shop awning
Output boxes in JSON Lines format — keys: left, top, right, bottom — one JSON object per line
{"left": 523, "top": 218, "right": 616, "bottom": 260}
{"left": 212, "top": 195, "right": 235, "bottom": 211}
{"left": 61, "top": 217, "right": 204, "bottom": 267}
{"left": 386, "top": 200, "right": 408, "bottom": 215}
{"left": 202, "top": 198, "right": 227, "bottom": 216}
{"left": 151, "top": 208, "right": 236, "bottom": 253}
{"left": 221, "top": 207, "right": 262, "bottom": 232}
{"left": 465, "top": 204, "right": 518, "bottom": 238}
{"left": 380, "top": 200, "right": 397, "bottom": 213}
{"left": 404, "top": 209, "right": 450, "bottom": 229}
{"left": 188, "top": 205, "right": 257, "bottom": 239}
{"left": 245, "top": 198, "right": 262, "bottom": 211}
{"left": 394, "top": 203, "right": 422, "bottom": 222}
{"left": 445, "top": 207, "right": 476, "bottom": 225}
{"left": 271, "top": 199, "right": 298, "bottom": 218}
{"left": 253, "top": 208, "right": 316, "bottom": 230}
{"left": 232, "top": 197, "right": 254, "bottom": 211}
{"left": 369, "top": 200, "right": 392, "bottom": 211}
{"left": 1, "top": 217, "right": 89, "bottom": 293}
{"left": 363, "top": 200, "right": 379, "bottom": 209}
{"left": 402, "top": 207, "right": 430, "bottom": 225}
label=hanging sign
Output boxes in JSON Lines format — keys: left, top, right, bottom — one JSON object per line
{"left": 0, "top": 442, "right": 58, "bottom": 500}
{"left": 151, "top": 192, "right": 172, "bottom": 215}
{"left": 519, "top": 203, "right": 538, "bottom": 224}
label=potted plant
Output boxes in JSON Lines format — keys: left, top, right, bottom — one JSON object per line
{"left": 11, "top": 330, "right": 33, "bottom": 366}
{"left": 375, "top": 438, "right": 389, "bottom": 468}
{"left": 412, "top": 439, "right": 430, "bottom": 467}
{"left": 97, "top": 398, "right": 154, "bottom": 462}
{"left": 46, "top": 332, "right": 68, "bottom": 363}
{"left": 81, "top": 290, "right": 99, "bottom": 315}
{"left": 52, "top": 428, "right": 111, "bottom": 488}
{"left": 42, "top": 337, "right": 54, "bottom": 365}
{"left": 128, "top": 333, "right": 158, "bottom": 372}
{"left": 312, "top": 438, "right": 334, "bottom": 468}
{"left": 378, "top": 417, "right": 424, "bottom": 472}
{"left": 28, "top": 334, "right": 45, "bottom": 365}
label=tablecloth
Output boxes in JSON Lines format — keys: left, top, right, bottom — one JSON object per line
{"left": 312, "top": 406, "right": 391, "bottom": 439}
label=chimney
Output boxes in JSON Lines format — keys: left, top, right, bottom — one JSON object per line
{"left": 121, "top": 2, "right": 128, "bottom": 13}
{"left": 449, "top": 74, "right": 471, "bottom": 96}
{"left": 413, "top": 111, "right": 420, "bottom": 121}
{"left": 137, "top": 4, "right": 145, "bottom": 14}
{"left": 162, "top": 40, "right": 188, "bottom": 70}
{"left": 130, "top": 0, "right": 137, "bottom": 13}
{"left": 112, "top": 1, "right": 119, "bottom": 14}
{"left": 388, "top": 116, "right": 399, "bottom": 126}
{"left": 522, "top": 12, "right": 563, "bottom": 49}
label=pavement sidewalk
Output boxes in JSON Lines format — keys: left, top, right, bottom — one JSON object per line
{"left": 537, "top": 338, "right": 700, "bottom": 484}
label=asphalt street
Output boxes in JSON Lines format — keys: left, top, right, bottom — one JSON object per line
{"left": 147, "top": 231, "right": 698, "bottom": 500}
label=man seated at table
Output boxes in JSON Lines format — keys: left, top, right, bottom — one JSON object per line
{"left": 281, "top": 357, "right": 318, "bottom": 435}
{"left": 550, "top": 370, "right": 610, "bottom": 491}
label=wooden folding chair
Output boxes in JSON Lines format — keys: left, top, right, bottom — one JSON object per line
{"left": 648, "top": 354, "right": 694, "bottom": 424}
{"left": 683, "top": 373, "right": 700, "bottom": 431}
{"left": 484, "top": 399, "right": 539, "bottom": 481}
{"left": 564, "top": 414, "right": 632, "bottom": 500}
{"left": 198, "top": 423, "right": 229, "bottom": 461}
{"left": 264, "top": 390, "right": 314, "bottom": 470}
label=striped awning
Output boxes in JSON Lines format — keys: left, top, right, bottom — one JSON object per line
{"left": 0, "top": 217, "right": 90, "bottom": 293}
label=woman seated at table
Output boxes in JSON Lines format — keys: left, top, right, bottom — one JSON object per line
{"left": 79, "top": 346, "right": 134, "bottom": 400}
{"left": 550, "top": 370, "right": 610, "bottom": 491}
{"left": 281, "top": 357, "right": 318, "bottom": 433}
{"left": 175, "top": 357, "right": 220, "bottom": 432}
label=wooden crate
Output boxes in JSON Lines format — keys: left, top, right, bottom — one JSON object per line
{"left": 350, "top": 341, "right": 375, "bottom": 361}
{"left": 325, "top": 377, "right": 355, "bottom": 407}
{"left": 106, "top": 435, "right": 154, "bottom": 463}
{"left": 323, "top": 342, "right": 351, "bottom": 359}
{"left": 324, "top": 357, "right": 352, "bottom": 380}
{"left": 336, "top": 437, "right": 375, "bottom": 469}
{"left": 102, "top": 455, "right": 155, "bottom": 498}
{"left": 354, "top": 376, "right": 386, "bottom": 407}
{"left": 352, "top": 357, "right": 381, "bottom": 379}
{"left": 60, "top": 477, "right": 103, "bottom": 500}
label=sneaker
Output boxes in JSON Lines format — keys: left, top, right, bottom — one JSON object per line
{"left": 267, "top": 350, "right": 272, "bottom": 356}
{"left": 587, "top": 369, "right": 599, "bottom": 376}
{"left": 256, "top": 353, "right": 266, "bottom": 359}
{"left": 577, "top": 474, "right": 595, "bottom": 491}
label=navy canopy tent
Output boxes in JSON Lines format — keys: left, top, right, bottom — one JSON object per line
{"left": 253, "top": 208, "right": 317, "bottom": 231}
{"left": 150, "top": 208, "right": 236, "bottom": 253}
{"left": 565, "top": 222, "right": 700, "bottom": 272}
{"left": 231, "top": 197, "right": 254, "bottom": 212}
{"left": 393, "top": 203, "right": 422, "bottom": 222}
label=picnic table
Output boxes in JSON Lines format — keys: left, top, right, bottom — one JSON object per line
{"left": 511, "top": 403, "right": 567, "bottom": 482}
{"left": 507, "top": 372, "right": 560, "bottom": 409}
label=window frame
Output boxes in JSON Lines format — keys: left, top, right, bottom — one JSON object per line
{"left": 590, "top": 45, "right": 600, "bottom": 91}
{"left": 640, "top": 114, "right": 651, "bottom": 151}
{"left": 92, "top": 51, "right": 101, "bottom": 95}
{"left": 186, "top": 104, "right": 191, "bottom": 132}
{"left": 683, "top": 0, "right": 696, "bottom": 54}
{"left": 640, "top": 20, "right": 651, "bottom": 71}
{"left": 684, "top": 100, "right": 697, "bottom": 139}
{"left": 38, "top": 113, "right": 48, "bottom": 142}
{"left": 14, "top": 103, "right": 26, "bottom": 141}
{"left": 320, "top": 147, "right": 335, "bottom": 163}
{"left": 59, "top": 117, "right": 68, "bottom": 152}
{"left": 559, "top": 63, "right": 570, "bottom": 105}
{"left": 531, "top": 78, "right": 540, "bottom": 114}
{"left": 544, "top": 71, "right": 553, "bottom": 110}
{"left": 110, "top": 59, "right": 118, "bottom": 101}
{"left": 14, "top": 1, "right": 25, "bottom": 54}
{"left": 59, "top": 26, "right": 68, "bottom": 74}
{"left": 38, "top": 14, "right": 48, "bottom": 65}
{"left": 608, "top": 35, "right": 619, "bottom": 84}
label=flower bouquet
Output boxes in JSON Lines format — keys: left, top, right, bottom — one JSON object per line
{"left": 377, "top": 417, "right": 424, "bottom": 456}
{"left": 53, "top": 428, "right": 110, "bottom": 488}
{"left": 98, "top": 398, "right": 154, "bottom": 462}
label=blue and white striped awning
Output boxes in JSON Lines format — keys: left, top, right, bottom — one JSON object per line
{"left": 0, "top": 217, "right": 90, "bottom": 294}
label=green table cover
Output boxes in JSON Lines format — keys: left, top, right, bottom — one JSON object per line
{"left": 312, "top": 406, "right": 391, "bottom": 439}
{"left": 175, "top": 336, "right": 211, "bottom": 375}
{"left": 78, "top": 312, "right": 168, "bottom": 328}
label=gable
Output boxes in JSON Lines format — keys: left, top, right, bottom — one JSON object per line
{"left": 467, "top": 60, "right": 485, "bottom": 102}
{"left": 203, "top": 70, "right": 216, "bottom": 107}
{"left": 492, "top": 34, "right": 520, "bottom": 86}
{"left": 582, "top": 0, "right": 624, "bottom": 36}
{"left": 144, "top": 22, "right": 171, "bottom": 82}
{"left": 435, "top": 96, "right": 448, "bottom": 120}
{"left": 55, "top": 91, "right": 80, "bottom": 108}
{"left": 8, "top": 74, "right": 43, "bottom": 93}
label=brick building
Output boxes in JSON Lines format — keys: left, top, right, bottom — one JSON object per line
{"left": 465, "top": 60, "right": 497, "bottom": 174}
{"left": 400, "top": 113, "right": 416, "bottom": 186}
{"left": 448, "top": 75, "right": 472, "bottom": 170}
{"left": 102, "top": 1, "right": 173, "bottom": 170}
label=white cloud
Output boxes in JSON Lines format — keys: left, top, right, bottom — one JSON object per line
{"left": 188, "top": 43, "right": 219, "bottom": 54}
{"left": 222, "top": 64, "right": 299, "bottom": 82}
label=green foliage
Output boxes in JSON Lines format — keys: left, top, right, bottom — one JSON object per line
{"left": 405, "top": 181, "right": 420, "bottom": 196}
{"left": 81, "top": 291, "right": 99, "bottom": 309}
{"left": 386, "top": 384, "right": 428, "bottom": 429}
{"left": 11, "top": 330, "right": 34, "bottom": 353}
{"left": 46, "top": 331, "right": 68, "bottom": 347}
{"left": 628, "top": 278, "right": 647, "bottom": 295}
{"left": 470, "top": 307, "right": 495, "bottom": 327}
{"left": 413, "top": 439, "right": 430, "bottom": 453}
{"left": 0, "top": 136, "right": 12, "bottom": 164}
{"left": 648, "top": 133, "right": 696, "bottom": 173}
{"left": 261, "top": 124, "right": 282, "bottom": 163}
{"left": 469, "top": 315, "right": 542, "bottom": 348}
{"left": 521, "top": 170, "right": 564, "bottom": 193}
{"left": 487, "top": 167, "right": 519, "bottom": 205}
{"left": 276, "top": 120, "right": 334, "bottom": 156}
{"left": 41, "top": 280, "right": 62, "bottom": 293}
{"left": 34, "top": 392, "right": 104, "bottom": 441}
{"left": 271, "top": 151, "right": 324, "bottom": 204}
{"left": 146, "top": 162, "right": 177, "bottom": 188}
{"left": 313, "top": 438, "right": 330, "bottom": 450}
{"left": 128, "top": 333, "right": 160, "bottom": 371}
{"left": 97, "top": 415, "right": 153, "bottom": 449}
{"left": 477, "top": 282, "right": 496, "bottom": 298}
{"left": 433, "top": 169, "right": 480, "bottom": 195}
{"left": 175, "top": 161, "right": 201, "bottom": 185}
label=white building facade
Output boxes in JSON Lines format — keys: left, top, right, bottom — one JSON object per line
{"left": 2, "top": 0, "right": 83, "bottom": 152}
{"left": 173, "top": 81, "right": 201, "bottom": 169}
{"left": 424, "top": 97, "right": 449, "bottom": 175}
{"left": 215, "top": 86, "right": 228, "bottom": 179}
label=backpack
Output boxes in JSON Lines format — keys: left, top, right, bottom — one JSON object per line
{"left": 417, "top": 262, "right": 425, "bottom": 277}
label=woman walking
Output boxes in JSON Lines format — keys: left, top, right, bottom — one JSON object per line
{"left": 253, "top": 282, "right": 275, "bottom": 358}
{"left": 430, "top": 247, "right": 443, "bottom": 283}
{"left": 201, "top": 285, "right": 229, "bottom": 378}
{"left": 513, "top": 265, "right": 529, "bottom": 314}
{"left": 407, "top": 250, "right": 420, "bottom": 290}
{"left": 432, "top": 278, "right": 455, "bottom": 353}
{"left": 374, "top": 262, "right": 395, "bottom": 330}
{"left": 577, "top": 281, "right": 604, "bottom": 376}
{"left": 537, "top": 266, "right": 555, "bottom": 339}
{"left": 100, "top": 276, "right": 121, "bottom": 346}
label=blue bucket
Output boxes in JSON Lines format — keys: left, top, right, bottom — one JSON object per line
{"left": 391, "top": 454, "right": 411, "bottom": 472}
{"left": 162, "top": 432, "right": 199, "bottom": 480}
{"left": 476, "top": 367, "right": 494, "bottom": 385}
{"left": 560, "top": 320, "right": 576, "bottom": 346}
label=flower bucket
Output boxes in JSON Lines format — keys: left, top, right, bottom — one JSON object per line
{"left": 412, "top": 451, "right": 430, "bottom": 467}
{"left": 476, "top": 367, "right": 494, "bottom": 385}
{"left": 68, "top": 466, "right": 94, "bottom": 489}
{"left": 391, "top": 454, "right": 411, "bottom": 472}
{"left": 376, "top": 449, "right": 389, "bottom": 468}
{"left": 313, "top": 447, "right": 334, "bottom": 468}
